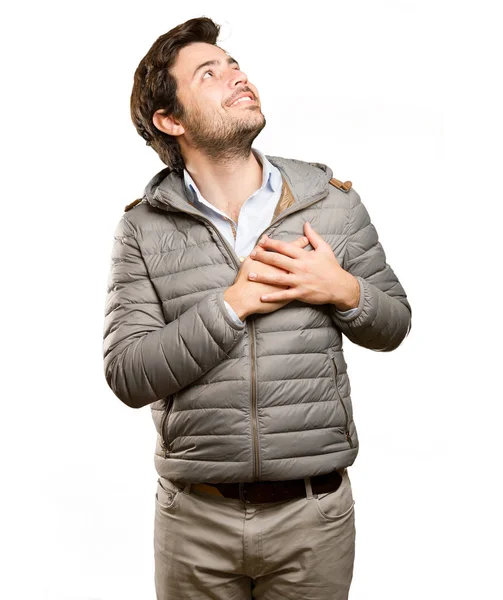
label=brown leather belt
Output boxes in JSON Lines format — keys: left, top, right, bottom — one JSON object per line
{"left": 191, "top": 469, "right": 343, "bottom": 504}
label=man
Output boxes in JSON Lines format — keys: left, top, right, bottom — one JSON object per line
{"left": 103, "top": 16, "right": 412, "bottom": 600}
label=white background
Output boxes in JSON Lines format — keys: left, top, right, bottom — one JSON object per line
{"left": 1, "top": 1, "right": 501, "bottom": 598}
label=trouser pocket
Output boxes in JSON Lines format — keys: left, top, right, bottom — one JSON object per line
{"left": 155, "top": 477, "right": 182, "bottom": 511}
{"left": 313, "top": 468, "right": 355, "bottom": 522}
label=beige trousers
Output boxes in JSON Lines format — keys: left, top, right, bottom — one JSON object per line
{"left": 153, "top": 468, "right": 356, "bottom": 599}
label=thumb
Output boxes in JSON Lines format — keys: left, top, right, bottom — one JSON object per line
{"left": 304, "top": 222, "right": 327, "bottom": 251}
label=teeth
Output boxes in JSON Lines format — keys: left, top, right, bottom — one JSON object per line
{"left": 232, "top": 96, "right": 252, "bottom": 106}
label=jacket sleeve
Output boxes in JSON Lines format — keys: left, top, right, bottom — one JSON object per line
{"left": 329, "top": 188, "right": 412, "bottom": 351}
{"left": 103, "top": 215, "right": 245, "bottom": 409}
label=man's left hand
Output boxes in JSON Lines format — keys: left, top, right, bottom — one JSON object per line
{"left": 248, "top": 222, "right": 360, "bottom": 310}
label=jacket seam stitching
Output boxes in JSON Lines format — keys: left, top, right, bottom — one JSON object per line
{"left": 161, "top": 286, "right": 225, "bottom": 304}
{"left": 341, "top": 192, "right": 354, "bottom": 270}
{"left": 141, "top": 239, "right": 215, "bottom": 256}
{"left": 151, "top": 260, "right": 224, "bottom": 279}
{"left": 123, "top": 215, "right": 166, "bottom": 311}
{"left": 158, "top": 331, "right": 181, "bottom": 389}
{"left": 195, "top": 305, "right": 223, "bottom": 354}
{"left": 139, "top": 342, "right": 157, "bottom": 397}
{"left": 173, "top": 424, "right": 347, "bottom": 437}
{"left": 179, "top": 331, "right": 198, "bottom": 371}
{"left": 173, "top": 395, "right": 344, "bottom": 412}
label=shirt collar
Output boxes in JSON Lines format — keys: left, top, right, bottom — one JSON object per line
{"left": 183, "top": 147, "right": 282, "bottom": 204}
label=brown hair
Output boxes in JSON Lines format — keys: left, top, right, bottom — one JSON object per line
{"left": 130, "top": 17, "right": 222, "bottom": 173}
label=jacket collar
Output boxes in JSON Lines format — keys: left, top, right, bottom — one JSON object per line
{"left": 182, "top": 147, "right": 283, "bottom": 206}
{"left": 143, "top": 151, "right": 334, "bottom": 214}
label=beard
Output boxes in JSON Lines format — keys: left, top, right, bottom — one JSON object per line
{"left": 178, "top": 99, "right": 266, "bottom": 164}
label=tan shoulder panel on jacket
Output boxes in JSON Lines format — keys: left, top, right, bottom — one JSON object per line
{"left": 329, "top": 177, "right": 352, "bottom": 192}
{"left": 272, "top": 177, "right": 296, "bottom": 221}
{"left": 124, "top": 198, "right": 143, "bottom": 212}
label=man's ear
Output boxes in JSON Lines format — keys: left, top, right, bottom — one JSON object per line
{"left": 152, "top": 110, "right": 185, "bottom": 137}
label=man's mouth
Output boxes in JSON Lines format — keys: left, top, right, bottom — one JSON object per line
{"left": 229, "top": 93, "right": 255, "bottom": 107}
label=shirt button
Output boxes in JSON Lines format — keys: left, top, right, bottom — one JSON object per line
{"left": 239, "top": 256, "right": 245, "bottom": 263}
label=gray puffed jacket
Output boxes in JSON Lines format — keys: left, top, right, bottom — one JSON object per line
{"left": 102, "top": 155, "right": 412, "bottom": 484}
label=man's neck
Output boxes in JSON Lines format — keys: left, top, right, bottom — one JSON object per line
{"left": 183, "top": 148, "right": 263, "bottom": 222}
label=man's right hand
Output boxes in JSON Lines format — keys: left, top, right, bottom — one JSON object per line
{"left": 224, "top": 235, "right": 310, "bottom": 320}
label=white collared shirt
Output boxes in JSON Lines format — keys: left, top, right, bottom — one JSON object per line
{"left": 183, "top": 147, "right": 282, "bottom": 259}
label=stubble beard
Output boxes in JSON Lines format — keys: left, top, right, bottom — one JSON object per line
{"left": 181, "top": 100, "right": 267, "bottom": 164}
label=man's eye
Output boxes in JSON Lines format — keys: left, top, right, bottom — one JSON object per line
{"left": 202, "top": 70, "right": 214, "bottom": 79}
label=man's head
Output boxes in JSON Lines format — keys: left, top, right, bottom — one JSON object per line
{"left": 130, "top": 17, "right": 265, "bottom": 173}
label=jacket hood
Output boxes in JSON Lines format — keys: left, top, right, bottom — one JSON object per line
{"left": 142, "top": 153, "right": 334, "bottom": 213}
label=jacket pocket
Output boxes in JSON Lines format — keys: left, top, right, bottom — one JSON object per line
{"left": 327, "top": 350, "right": 354, "bottom": 448}
{"left": 159, "top": 396, "right": 174, "bottom": 456}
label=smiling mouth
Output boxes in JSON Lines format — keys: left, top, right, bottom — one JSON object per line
{"left": 229, "top": 96, "right": 256, "bottom": 107}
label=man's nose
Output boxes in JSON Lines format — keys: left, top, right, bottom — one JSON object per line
{"left": 227, "top": 68, "right": 248, "bottom": 87}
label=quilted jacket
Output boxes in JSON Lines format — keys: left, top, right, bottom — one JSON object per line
{"left": 102, "top": 155, "right": 412, "bottom": 484}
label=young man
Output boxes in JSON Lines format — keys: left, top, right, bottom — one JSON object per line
{"left": 103, "top": 16, "right": 412, "bottom": 600}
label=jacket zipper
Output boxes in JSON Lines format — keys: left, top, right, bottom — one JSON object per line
{"left": 185, "top": 210, "right": 262, "bottom": 478}
{"left": 153, "top": 185, "right": 332, "bottom": 477}
{"left": 240, "top": 187, "right": 332, "bottom": 480}
{"left": 248, "top": 318, "right": 261, "bottom": 479}
{"left": 160, "top": 396, "right": 174, "bottom": 457}
{"left": 329, "top": 355, "right": 354, "bottom": 448}
{"left": 192, "top": 212, "right": 262, "bottom": 479}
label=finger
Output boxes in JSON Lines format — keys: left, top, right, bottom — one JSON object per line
{"left": 250, "top": 235, "right": 308, "bottom": 260}
{"left": 256, "top": 235, "right": 305, "bottom": 259}
{"left": 260, "top": 288, "right": 300, "bottom": 302}
{"left": 248, "top": 270, "right": 293, "bottom": 286}
{"left": 250, "top": 246, "right": 295, "bottom": 271}
{"left": 303, "top": 222, "right": 328, "bottom": 251}
{"left": 291, "top": 236, "right": 310, "bottom": 248}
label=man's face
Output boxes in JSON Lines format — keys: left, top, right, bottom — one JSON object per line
{"left": 169, "top": 42, "right": 266, "bottom": 159}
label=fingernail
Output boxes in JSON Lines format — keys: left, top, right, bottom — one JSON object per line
{"left": 259, "top": 235, "right": 267, "bottom": 245}
{"left": 261, "top": 295, "right": 269, "bottom": 301}
{"left": 249, "top": 272, "right": 257, "bottom": 279}
{"left": 250, "top": 250, "right": 256, "bottom": 257}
